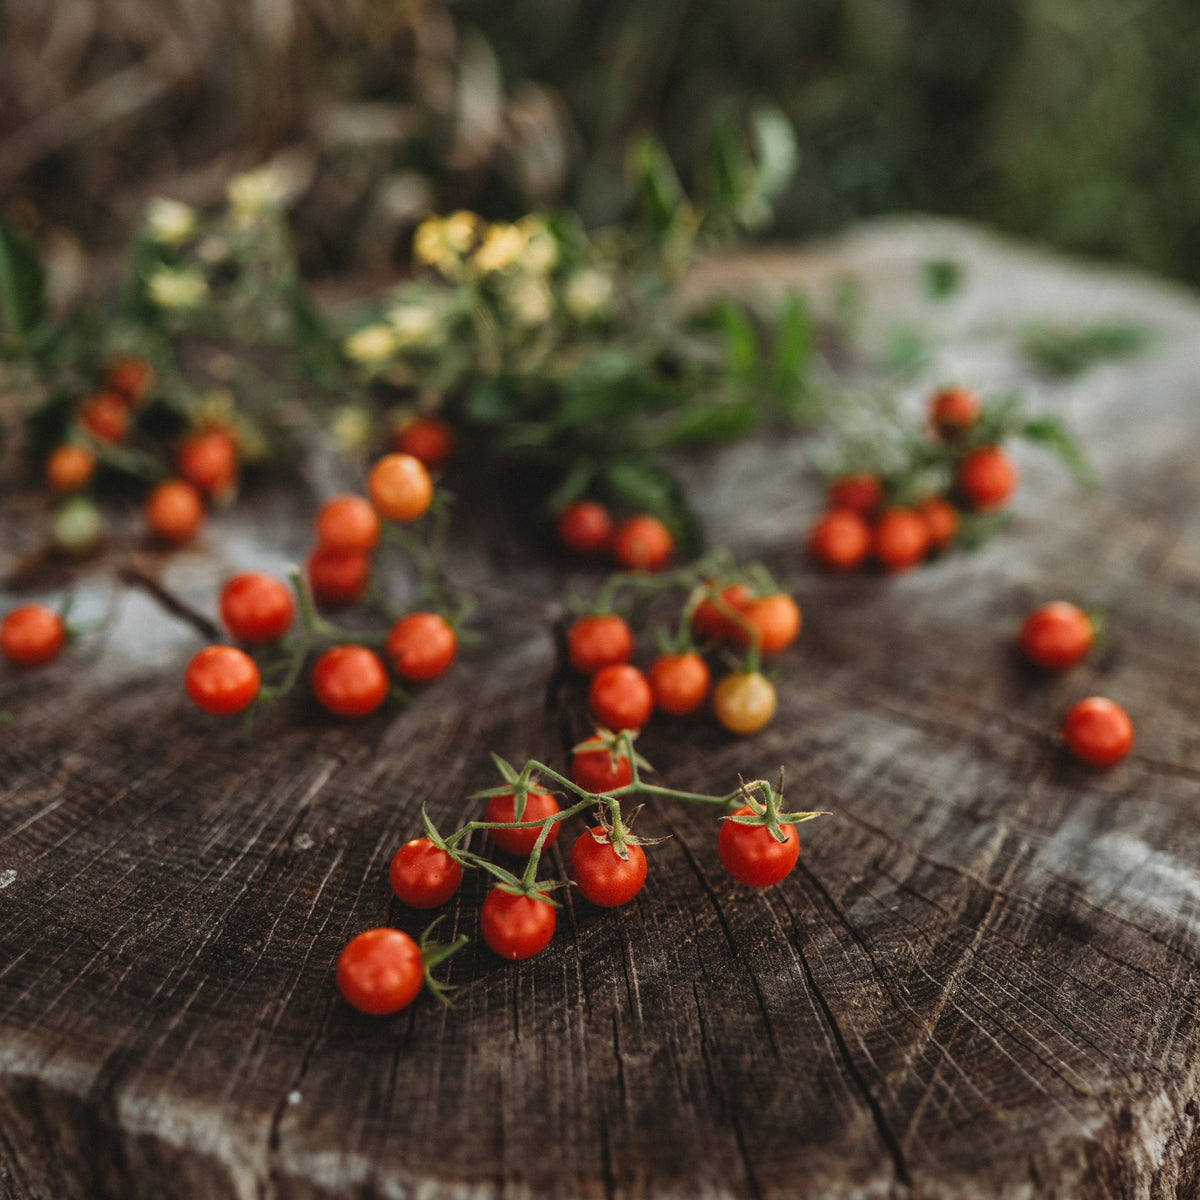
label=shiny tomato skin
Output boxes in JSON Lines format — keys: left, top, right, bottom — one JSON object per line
{"left": 808, "top": 509, "right": 872, "bottom": 572}
{"left": 1062, "top": 697, "right": 1133, "bottom": 767}
{"left": 567, "top": 614, "right": 633, "bottom": 674}
{"left": 145, "top": 479, "right": 205, "bottom": 546}
{"left": 389, "top": 838, "right": 463, "bottom": 908}
{"left": 45, "top": 444, "right": 96, "bottom": 494}
{"left": 368, "top": 453, "right": 433, "bottom": 523}
{"left": 589, "top": 663, "right": 654, "bottom": 731}
{"left": 306, "top": 547, "right": 370, "bottom": 607}
{"left": 827, "top": 473, "right": 883, "bottom": 515}
{"left": 733, "top": 594, "right": 802, "bottom": 655}
{"left": 1020, "top": 602, "right": 1094, "bottom": 670}
{"left": 311, "top": 645, "right": 389, "bottom": 717}
{"left": 916, "top": 496, "right": 960, "bottom": 551}
{"left": 957, "top": 446, "right": 1018, "bottom": 511}
{"left": 712, "top": 671, "right": 777, "bottom": 735}
{"left": 1, "top": 605, "right": 66, "bottom": 667}
{"left": 929, "top": 387, "right": 981, "bottom": 439}
{"left": 648, "top": 652, "right": 711, "bottom": 716}
{"left": 873, "top": 508, "right": 930, "bottom": 573}
{"left": 336, "top": 928, "right": 424, "bottom": 1014}
{"left": 485, "top": 790, "right": 561, "bottom": 856}
{"left": 184, "top": 645, "right": 260, "bottom": 716}
{"left": 177, "top": 429, "right": 238, "bottom": 497}
{"left": 479, "top": 888, "right": 556, "bottom": 960}
{"left": 315, "top": 494, "right": 380, "bottom": 555}
{"left": 386, "top": 612, "right": 457, "bottom": 682}
{"left": 394, "top": 417, "right": 455, "bottom": 469}
{"left": 570, "top": 828, "right": 648, "bottom": 907}
{"left": 219, "top": 573, "right": 295, "bottom": 643}
{"left": 556, "top": 500, "right": 613, "bottom": 557}
{"left": 719, "top": 805, "right": 800, "bottom": 887}
{"left": 571, "top": 746, "right": 633, "bottom": 793}
{"left": 691, "top": 583, "right": 755, "bottom": 642}
{"left": 611, "top": 515, "right": 673, "bottom": 572}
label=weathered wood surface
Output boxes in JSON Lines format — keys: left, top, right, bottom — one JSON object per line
{"left": 4, "top": 217, "right": 1200, "bottom": 1200}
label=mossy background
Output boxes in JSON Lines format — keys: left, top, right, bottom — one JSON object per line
{"left": 3, "top": 0, "right": 1197, "bottom": 285}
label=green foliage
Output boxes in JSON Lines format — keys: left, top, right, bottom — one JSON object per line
{"left": 0, "top": 219, "right": 47, "bottom": 351}
{"left": 1020, "top": 322, "right": 1152, "bottom": 379}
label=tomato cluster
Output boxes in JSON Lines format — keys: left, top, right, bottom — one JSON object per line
{"left": 556, "top": 502, "right": 675, "bottom": 572}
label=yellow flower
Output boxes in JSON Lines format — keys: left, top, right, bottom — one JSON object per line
{"left": 564, "top": 268, "right": 614, "bottom": 321}
{"left": 517, "top": 214, "right": 559, "bottom": 273}
{"left": 505, "top": 276, "right": 554, "bottom": 327}
{"left": 226, "top": 166, "right": 286, "bottom": 226}
{"left": 330, "top": 405, "right": 372, "bottom": 453}
{"left": 473, "top": 224, "right": 526, "bottom": 273}
{"left": 146, "top": 266, "right": 208, "bottom": 310}
{"left": 443, "top": 211, "right": 481, "bottom": 252}
{"left": 144, "top": 198, "right": 197, "bottom": 247}
{"left": 413, "top": 212, "right": 480, "bottom": 278}
{"left": 387, "top": 303, "right": 438, "bottom": 345}
{"left": 343, "top": 324, "right": 400, "bottom": 364}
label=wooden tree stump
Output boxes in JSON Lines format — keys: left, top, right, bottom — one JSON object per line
{"left": 4, "top": 217, "right": 1200, "bottom": 1199}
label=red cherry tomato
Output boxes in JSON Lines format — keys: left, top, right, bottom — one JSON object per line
{"left": 1062, "top": 697, "right": 1133, "bottom": 766}
{"left": 306, "top": 546, "right": 370, "bottom": 607}
{"left": 827, "top": 473, "right": 883, "bottom": 515}
{"left": 589, "top": 663, "right": 654, "bottom": 731}
{"left": 394, "top": 416, "right": 455, "bottom": 469}
{"left": 311, "top": 645, "right": 389, "bottom": 717}
{"left": 648, "top": 652, "right": 711, "bottom": 715}
{"left": 105, "top": 356, "right": 155, "bottom": 403}
{"left": 691, "top": 583, "right": 755, "bottom": 642}
{"left": 389, "top": 838, "right": 463, "bottom": 908}
{"left": 732, "top": 594, "right": 802, "bottom": 655}
{"left": 1, "top": 604, "right": 66, "bottom": 667}
{"left": 315, "top": 494, "right": 380, "bottom": 555}
{"left": 479, "top": 887, "right": 556, "bottom": 960}
{"left": 570, "top": 828, "right": 648, "bottom": 907}
{"left": 368, "top": 453, "right": 433, "bottom": 523}
{"left": 957, "top": 446, "right": 1018, "bottom": 511}
{"left": 808, "top": 509, "right": 872, "bottom": 572}
{"left": 336, "top": 928, "right": 424, "bottom": 1014}
{"left": 916, "top": 496, "right": 960, "bottom": 551}
{"left": 712, "top": 671, "right": 777, "bottom": 735}
{"left": 219, "top": 573, "right": 294, "bottom": 644}
{"left": 177, "top": 429, "right": 238, "bottom": 497}
{"left": 567, "top": 613, "right": 633, "bottom": 674}
{"left": 556, "top": 500, "right": 613, "bottom": 557}
{"left": 611, "top": 515, "right": 673, "bottom": 572}
{"left": 873, "top": 508, "right": 930, "bottom": 573}
{"left": 485, "top": 790, "right": 561, "bottom": 856}
{"left": 571, "top": 744, "right": 633, "bottom": 793}
{"left": 929, "top": 387, "right": 980, "bottom": 439}
{"left": 386, "top": 612, "right": 457, "bottom": 682}
{"left": 79, "top": 393, "right": 128, "bottom": 444}
{"left": 719, "top": 805, "right": 801, "bottom": 887}
{"left": 1020, "top": 602, "right": 1094, "bottom": 670}
{"left": 45, "top": 444, "right": 96, "bottom": 494}
{"left": 184, "top": 645, "right": 260, "bottom": 716}
{"left": 145, "top": 479, "right": 205, "bottom": 546}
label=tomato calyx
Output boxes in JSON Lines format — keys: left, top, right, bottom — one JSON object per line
{"left": 417, "top": 916, "right": 470, "bottom": 1007}
{"left": 720, "top": 772, "right": 829, "bottom": 845}
{"left": 571, "top": 726, "right": 653, "bottom": 780}
{"left": 584, "top": 803, "right": 667, "bottom": 861}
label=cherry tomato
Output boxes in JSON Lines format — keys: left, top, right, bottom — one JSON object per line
{"left": 1062, "top": 697, "right": 1133, "bottom": 767}
{"left": 570, "top": 828, "right": 648, "bottom": 907}
{"left": 45, "top": 444, "right": 96, "bottom": 494}
{"left": 929, "top": 386, "right": 980, "bottom": 439}
{"left": 311, "top": 645, "right": 389, "bottom": 717}
{"left": 916, "top": 496, "right": 960, "bottom": 551}
{"left": 479, "top": 887, "right": 556, "bottom": 960}
{"left": 394, "top": 416, "right": 455, "bottom": 469}
{"left": 306, "top": 546, "right": 370, "bottom": 607}
{"left": 79, "top": 393, "right": 128, "bottom": 444}
{"left": 567, "top": 613, "right": 633, "bottom": 674}
{"left": 389, "top": 838, "right": 462, "bottom": 908}
{"left": 589, "top": 663, "right": 654, "bottom": 731}
{"left": 611, "top": 515, "right": 673, "bottom": 572}
{"left": 713, "top": 671, "right": 776, "bottom": 735}
{"left": 571, "top": 744, "right": 633, "bottom": 793}
{"left": 808, "top": 509, "right": 872, "bottom": 572}
{"left": 873, "top": 508, "right": 930, "bottom": 573}
{"left": 733, "top": 594, "right": 802, "bottom": 655}
{"left": 691, "top": 583, "right": 755, "bottom": 642}
{"left": 219, "top": 572, "right": 294, "bottom": 643}
{"left": 177, "top": 429, "right": 238, "bottom": 497}
{"left": 145, "top": 479, "right": 205, "bottom": 546}
{"left": 957, "top": 446, "right": 1017, "bottom": 511}
{"left": 1020, "top": 602, "right": 1094, "bottom": 670}
{"left": 368, "top": 453, "right": 433, "bottom": 523}
{"left": 556, "top": 500, "right": 613, "bottom": 557}
{"left": 827, "top": 473, "right": 882, "bottom": 515}
{"left": 485, "top": 790, "right": 561, "bottom": 856}
{"left": 718, "top": 805, "right": 800, "bottom": 886}
{"left": 184, "top": 645, "right": 260, "bottom": 715}
{"left": 1, "top": 605, "right": 66, "bottom": 667}
{"left": 314, "top": 494, "right": 380, "bottom": 555}
{"left": 386, "top": 612, "right": 457, "bottom": 682}
{"left": 105, "top": 356, "right": 154, "bottom": 403}
{"left": 649, "top": 652, "right": 711, "bottom": 716}
{"left": 336, "top": 928, "right": 424, "bottom": 1014}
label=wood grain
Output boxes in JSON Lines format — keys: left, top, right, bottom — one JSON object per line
{"left": 4, "top": 218, "right": 1200, "bottom": 1199}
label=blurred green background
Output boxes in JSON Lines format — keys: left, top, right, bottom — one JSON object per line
{"left": 3, "top": 0, "right": 1198, "bottom": 286}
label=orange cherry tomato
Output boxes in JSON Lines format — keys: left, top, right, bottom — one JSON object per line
{"left": 368, "top": 453, "right": 433, "bottom": 523}
{"left": 314, "top": 494, "right": 380, "bottom": 555}
{"left": 1, "top": 605, "right": 66, "bottom": 667}
{"left": 1020, "top": 602, "right": 1093, "bottom": 670}
{"left": 957, "top": 446, "right": 1018, "bottom": 511}
{"left": 808, "top": 510, "right": 871, "bottom": 572}
{"left": 611, "top": 515, "right": 673, "bottom": 572}
{"left": 45, "top": 445, "right": 96, "bottom": 494}
{"left": 145, "top": 479, "right": 205, "bottom": 546}
{"left": 649, "top": 652, "right": 711, "bottom": 715}
{"left": 873, "top": 508, "right": 930, "bottom": 572}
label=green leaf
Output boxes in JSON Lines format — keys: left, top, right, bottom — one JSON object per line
{"left": 713, "top": 300, "right": 758, "bottom": 382}
{"left": 1020, "top": 322, "right": 1152, "bottom": 379}
{"left": 465, "top": 378, "right": 515, "bottom": 422}
{"left": 921, "top": 258, "right": 964, "bottom": 300}
{"left": 1020, "top": 416, "right": 1096, "bottom": 486}
{"left": 771, "top": 295, "right": 813, "bottom": 418}
{"left": 0, "top": 219, "right": 47, "bottom": 345}
{"left": 660, "top": 397, "right": 760, "bottom": 445}
{"left": 750, "top": 107, "right": 799, "bottom": 205}
{"left": 630, "top": 136, "right": 684, "bottom": 236}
